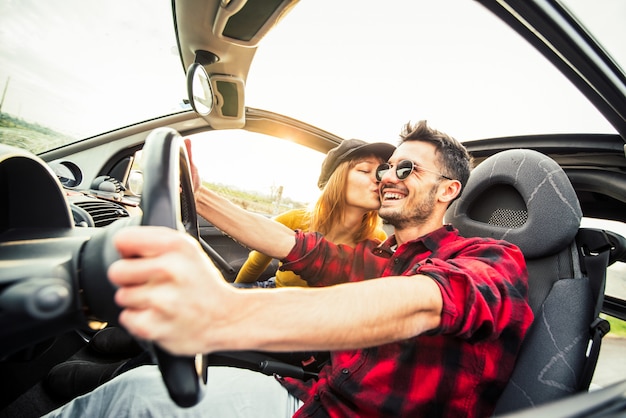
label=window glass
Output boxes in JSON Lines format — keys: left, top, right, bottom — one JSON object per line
{"left": 186, "top": 130, "right": 326, "bottom": 217}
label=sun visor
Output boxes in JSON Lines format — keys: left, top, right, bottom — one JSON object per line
{"left": 206, "top": 74, "right": 246, "bottom": 129}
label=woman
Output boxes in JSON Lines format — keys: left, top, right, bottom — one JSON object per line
{"left": 232, "top": 138, "right": 395, "bottom": 288}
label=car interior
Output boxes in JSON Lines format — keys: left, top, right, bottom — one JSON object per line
{"left": 1, "top": 0, "right": 625, "bottom": 417}
{"left": 445, "top": 148, "right": 623, "bottom": 414}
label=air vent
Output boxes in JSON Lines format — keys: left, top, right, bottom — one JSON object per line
{"left": 73, "top": 200, "right": 130, "bottom": 227}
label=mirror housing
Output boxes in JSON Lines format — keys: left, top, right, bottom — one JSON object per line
{"left": 187, "top": 50, "right": 245, "bottom": 128}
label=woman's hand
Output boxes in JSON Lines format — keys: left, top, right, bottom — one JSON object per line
{"left": 184, "top": 138, "right": 202, "bottom": 195}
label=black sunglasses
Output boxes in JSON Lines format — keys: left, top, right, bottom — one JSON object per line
{"left": 375, "top": 160, "right": 452, "bottom": 182}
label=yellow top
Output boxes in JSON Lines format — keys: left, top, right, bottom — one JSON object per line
{"left": 234, "top": 208, "right": 387, "bottom": 287}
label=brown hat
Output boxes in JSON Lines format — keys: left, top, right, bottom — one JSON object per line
{"left": 318, "top": 139, "right": 396, "bottom": 189}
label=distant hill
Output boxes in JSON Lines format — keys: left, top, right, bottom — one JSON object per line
{"left": 0, "top": 112, "right": 73, "bottom": 154}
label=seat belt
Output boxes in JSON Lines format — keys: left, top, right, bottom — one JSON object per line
{"left": 577, "top": 228, "right": 612, "bottom": 390}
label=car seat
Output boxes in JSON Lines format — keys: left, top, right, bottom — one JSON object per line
{"left": 445, "top": 148, "right": 614, "bottom": 414}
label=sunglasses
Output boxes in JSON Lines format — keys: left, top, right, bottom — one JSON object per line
{"left": 375, "top": 160, "right": 453, "bottom": 182}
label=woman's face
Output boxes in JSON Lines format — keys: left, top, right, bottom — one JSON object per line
{"left": 345, "top": 156, "right": 384, "bottom": 212}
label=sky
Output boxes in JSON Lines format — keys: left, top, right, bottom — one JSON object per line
{"left": 1, "top": 0, "right": 622, "bottom": 142}
{"left": 0, "top": 0, "right": 186, "bottom": 138}
{"left": 201, "top": 0, "right": 623, "bottom": 202}
{"left": 0, "top": 0, "right": 623, "bottom": 202}
{"left": 243, "top": 0, "right": 622, "bottom": 143}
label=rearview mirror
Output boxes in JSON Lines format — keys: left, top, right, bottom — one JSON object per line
{"left": 187, "top": 63, "right": 214, "bottom": 116}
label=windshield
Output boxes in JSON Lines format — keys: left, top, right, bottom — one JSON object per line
{"left": 0, "top": 0, "right": 623, "bottom": 154}
{"left": 0, "top": 0, "right": 186, "bottom": 154}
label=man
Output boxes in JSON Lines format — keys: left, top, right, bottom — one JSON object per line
{"left": 46, "top": 120, "right": 533, "bottom": 418}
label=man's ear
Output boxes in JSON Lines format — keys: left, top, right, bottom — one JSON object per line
{"left": 438, "top": 179, "right": 462, "bottom": 204}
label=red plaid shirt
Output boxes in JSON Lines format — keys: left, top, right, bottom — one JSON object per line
{"left": 278, "top": 225, "right": 533, "bottom": 418}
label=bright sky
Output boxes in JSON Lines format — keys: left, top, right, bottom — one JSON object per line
{"left": 0, "top": 0, "right": 185, "bottom": 138}
{"left": 1, "top": 0, "right": 621, "bottom": 142}
{"left": 244, "top": 0, "right": 621, "bottom": 143}
{"left": 0, "top": 0, "right": 623, "bottom": 203}
{"left": 189, "top": 130, "right": 327, "bottom": 204}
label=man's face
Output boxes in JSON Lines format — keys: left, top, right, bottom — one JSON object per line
{"left": 377, "top": 141, "right": 445, "bottom": 229}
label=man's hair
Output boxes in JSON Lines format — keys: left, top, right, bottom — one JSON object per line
{"left": 398, "top": 120, "right": 473, "bottom": 190}
{"left": 310, "top": 157, "right": 384, "bottom": 242}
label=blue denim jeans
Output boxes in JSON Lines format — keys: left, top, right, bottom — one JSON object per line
{"left": 43, "top": 365, "right": 302, "bottom": 417}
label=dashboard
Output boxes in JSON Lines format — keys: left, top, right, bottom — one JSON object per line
{"left": 0, "top": 145, "right": 141, "bottom": 235}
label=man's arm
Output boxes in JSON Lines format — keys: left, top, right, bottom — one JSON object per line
{"left": 230, "top": 275, "right": 443, "bottom": 353}
{"left": 235, "top": 209, "right": 308, "bottom": 283}
{"left": 109, "top": 226, "right": 443, "bottom": 356}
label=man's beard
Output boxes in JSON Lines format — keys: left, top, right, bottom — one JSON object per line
{"left": 380, "top": 185, "right": 437, "bottom": 229}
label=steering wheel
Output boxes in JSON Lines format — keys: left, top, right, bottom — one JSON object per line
{"left": 80, "top": 127, "right": 205, "bottom": 407}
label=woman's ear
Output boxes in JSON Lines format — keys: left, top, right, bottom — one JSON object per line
{"left": 438, "top": 179, "right": 462, "bottom": 204}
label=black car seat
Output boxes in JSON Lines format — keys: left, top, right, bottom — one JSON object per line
{"left": 445, "top": 148, "right": 614, "bottom": 414}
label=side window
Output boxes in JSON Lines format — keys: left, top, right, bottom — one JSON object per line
{"left": 186, "top": 130, "right": 326, "bottom": 217}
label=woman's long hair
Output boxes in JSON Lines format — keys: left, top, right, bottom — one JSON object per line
{"left": 309, "top": 157, "right": 383, "bottom": 243}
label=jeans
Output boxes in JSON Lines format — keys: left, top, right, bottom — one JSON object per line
{"left": 43, "top": 365, "right": 303, "bottom": 417}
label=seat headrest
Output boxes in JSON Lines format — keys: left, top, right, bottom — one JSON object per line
{"left": 445, "top": 149, "right": 582, "bottom": 258}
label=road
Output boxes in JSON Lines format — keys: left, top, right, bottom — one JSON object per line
{"left": 590, "top": 336, "right": 626, "bottom": 389}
